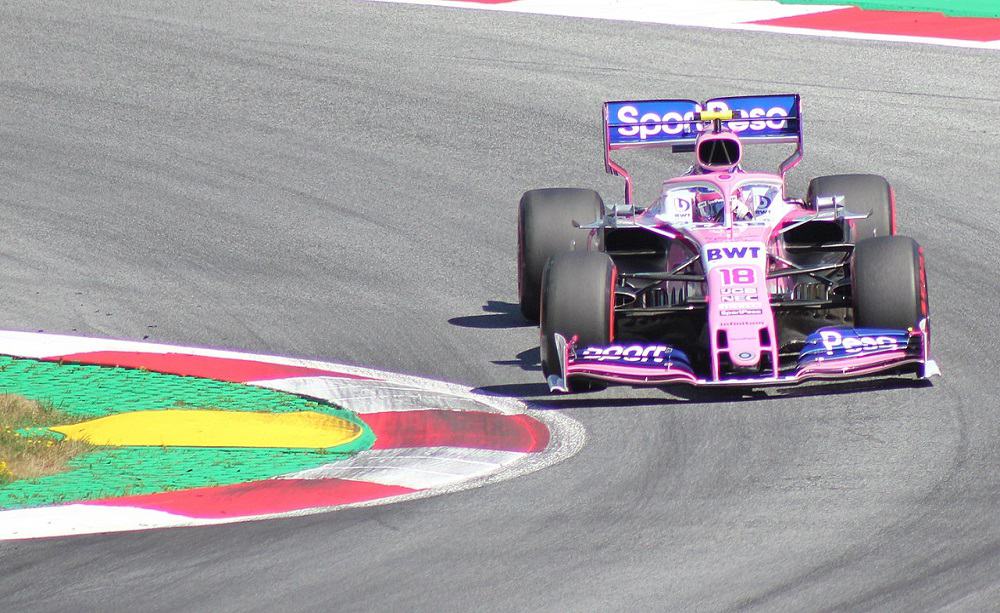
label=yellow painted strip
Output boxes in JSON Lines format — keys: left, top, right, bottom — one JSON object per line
{"left": 50, "top": 410, "right": 362, "bottom": 449}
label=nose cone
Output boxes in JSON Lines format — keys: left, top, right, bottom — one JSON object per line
{"left": 696, "top": 131, "right": 743, "bottom": 171}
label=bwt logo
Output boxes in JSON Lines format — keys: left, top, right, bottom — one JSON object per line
{"left": 579, "top": 345, "right": 671, "bottom": 364}
{"left": 616, "top": 102, "right": 790, "bottom": 141}
{"left": 707, "top": 246, "right": 761, "bottom": 261}
{"left": 820, "top": 331, "right": 903, "bottom": 356}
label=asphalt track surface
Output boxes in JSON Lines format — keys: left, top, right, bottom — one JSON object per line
{"left": 1, "top": 2, "right": 998, "bottom": 611}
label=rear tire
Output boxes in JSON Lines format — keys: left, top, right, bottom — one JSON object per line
{"left": 540, "top": 252, "right": 615, "bottom": 392}
{"left": 518, "top": 188, "right": 604, "bottom": 323}
{"left": 852, "top": 236, "right": 927, "bottom": 329}
{"left": 808, "top": 174, "right": 895, "bottom": 242}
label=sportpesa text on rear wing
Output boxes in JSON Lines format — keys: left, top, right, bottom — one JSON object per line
{"left": 602, "top": 94, "right": 802, "bottom": 204}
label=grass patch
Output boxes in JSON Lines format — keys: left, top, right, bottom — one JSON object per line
{"left": 0, "top": 394, "right": 91, "bottom": 485}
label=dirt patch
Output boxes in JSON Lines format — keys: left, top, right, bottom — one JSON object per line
{"left": 0, "top": 395, "right": 90, "bottom": 484}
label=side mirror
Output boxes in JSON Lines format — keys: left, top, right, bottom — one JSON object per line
{"left": 814, "top": 195, "right": 843, "bottom": 217}
{"left": 816, "top": 194, "right": 870, "bottom": 223}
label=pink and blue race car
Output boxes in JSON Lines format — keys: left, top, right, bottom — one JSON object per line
{"left": 517, "top": 94, "right": 939, "bottom": 392}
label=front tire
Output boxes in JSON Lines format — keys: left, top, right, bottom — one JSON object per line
{"left": 518, "top": 188, "right": 604, "bottom": 323}
{"left": 808, "top": 174, "right": 895, "bottom": 242}
{"left": 540, "top": 252, "right": 615, "bottom": 392}
{"left": 852, "top": 236, "right": 928, "bottom": 329}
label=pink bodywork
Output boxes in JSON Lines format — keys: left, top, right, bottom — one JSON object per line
{"left": 554, "top": 169, "right": 936, "bottom": 388}
{"left": 558, "top": 336, "right": 929, "bottom": 388}
{"left": 552, "top": 157, "right": 935, "bottom": 389}
{"left": 657, "top": 171, "right": 793, "bottom": 380}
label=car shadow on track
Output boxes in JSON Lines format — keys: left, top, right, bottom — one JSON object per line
{"left": 766, "top": 376, "right": 933, "bottom": 399}
{"left": 474, "top": 377, "right": 767, "bottom": 408}
{"left": 490, "top": 347, "right": 541, "bottom": 373}
{"left": 450, "top": 301, "right": 542, "bottom": 371}
{"left": 448, "top": 301, "right": 533, "bottom": 329}
{"left": 475, "top": 376, "right": 931, "bottom": 410}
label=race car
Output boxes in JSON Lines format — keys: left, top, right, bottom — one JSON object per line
{"left": 516, "top": 94, "right": 939, "bottom": 392}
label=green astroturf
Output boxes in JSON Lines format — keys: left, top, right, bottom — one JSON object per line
{"left": 0, "top": 357, "right": 374, "bottom": 510}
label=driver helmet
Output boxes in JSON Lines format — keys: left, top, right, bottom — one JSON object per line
{"left": 693, "top": 187, "right": 725, "bottom": 223}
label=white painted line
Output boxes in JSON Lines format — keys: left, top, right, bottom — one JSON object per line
{"left": 368, "top": 0, "right": 1000, "bottom": 49}
{"left": 369, "top": 0, "right": 845, "bottom": 25}
{"left": 254, "top": 375, "right": 503, "bottom": 414}
{"left": 285, "top": 447, "right": 527, "bottom": 489}
{"left": 0, "top": 504, "right": 209, "bottom": 540}
{"left": 0, "top": 330, "right": 386, "bottom": 379}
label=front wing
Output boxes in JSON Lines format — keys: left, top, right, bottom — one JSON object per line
{"left": 546, "top": 319, "right": 940, "bottom": 392}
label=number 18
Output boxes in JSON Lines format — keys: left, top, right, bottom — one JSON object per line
{"left": 721, "top": 268, "right": 755, "bottom": 285}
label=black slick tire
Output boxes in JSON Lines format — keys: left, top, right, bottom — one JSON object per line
{"left": 852, "top": 236, "right": 928, "bottom": 329}
{"left": 539, "top": 251, "right": 615, "bottom": 392}
{"left": 518, "top": 188, "right": 604, "bottom": 323}
{"left": 807, "top": 174, "right": 895, "bottom": 242}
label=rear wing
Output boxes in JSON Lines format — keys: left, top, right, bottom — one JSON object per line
{"left": 602, "top": 94, "right": 802, "bottom": 204}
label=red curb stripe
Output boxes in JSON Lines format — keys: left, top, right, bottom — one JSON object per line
{"left": 43, "top": 351, "right": 376, "bottom": 383}
{"left": 87, "top": 478, "right": 416, "bottom": 518}
{"left": 751, "top": 8, "right": 1000, "bottom": 42}
{"left": 364, "top": 410, "right": 550, "bottom": 452}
